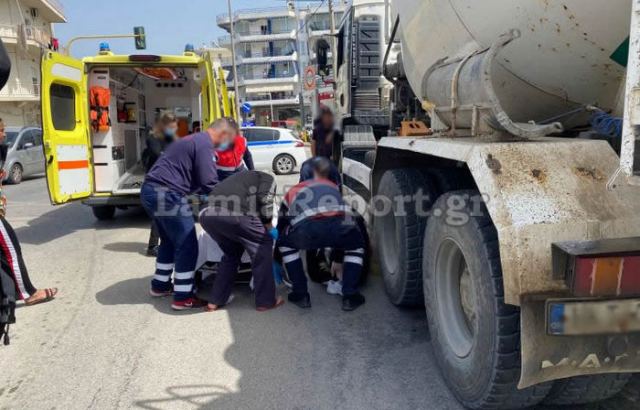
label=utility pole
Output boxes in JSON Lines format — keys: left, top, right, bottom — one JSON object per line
{"left": 328, "top": 0, "right": 338, "bottom": 84}
{"left": 227, "top": 0, "right": 242, "bottom": 121}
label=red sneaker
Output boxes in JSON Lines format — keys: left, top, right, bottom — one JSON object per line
{"left": 171, "top": 297, "right": 206, "bottom": 311}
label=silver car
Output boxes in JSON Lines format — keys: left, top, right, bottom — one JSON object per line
{"left": 3, "top": 126, "right": 45, "bottom": 184}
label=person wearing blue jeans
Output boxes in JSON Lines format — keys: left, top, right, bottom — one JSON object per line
{"left": 140, "top": 118, "right": 236, "bottom": 310}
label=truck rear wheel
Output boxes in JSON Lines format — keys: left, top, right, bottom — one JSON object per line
{"left": 92, "top": 205, "right": 116, "bottom": 221}
{"left": 423, "top": 191, "right": 551, "bottom": 409}
{"left": 374, "top": 168, "right": 436, "bottom": 306}
{"left": 543, "top": 373, "right": 632, "bottom": 406}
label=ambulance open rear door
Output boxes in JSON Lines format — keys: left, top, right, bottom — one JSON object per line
{"left": 41, "top": 51, "right": 93, "bottom": 205}
{"left": 199, "top": 52, "right": 221, "bottom": 126}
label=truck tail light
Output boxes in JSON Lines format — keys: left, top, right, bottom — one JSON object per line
{"left": 553, "top": 238, "right": 640, "bottom": 297}
{"left": 573, "top": 256, "right": 640, "bottom": 296}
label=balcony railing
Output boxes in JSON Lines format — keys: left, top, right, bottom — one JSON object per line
{"left": 0, "top": 24, "right": 51, "bottom": 47}
{"left": 217, "top": 7, "right": 295, "bottom": 24}
{"left": 0, "top": 81, "right": 40, "bottom": 100}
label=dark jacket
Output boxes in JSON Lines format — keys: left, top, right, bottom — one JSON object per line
{"left": 142, "top": 133, "right": 169, "bottom": 172}
{"left": 204, "top": 171, "right": 276, "bottom": 224}
{"left": 145, "top": 132, "right": 219, "bottom": 196}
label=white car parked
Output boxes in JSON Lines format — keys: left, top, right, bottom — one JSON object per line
{"left": 242, "top": 127, "right": 308, "bottom": 175}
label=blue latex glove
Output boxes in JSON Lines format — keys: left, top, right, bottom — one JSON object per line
{"left": 269, "top": 227, "right": 279, "bottom": 240}
{"left": 273, "top": 261, "right": 284, "bottom": 285}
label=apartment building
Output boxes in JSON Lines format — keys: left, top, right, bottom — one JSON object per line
{"left": 217, "top": 3, "right": 348, "bottom": 127}
{"left": 217, "top": 5, "right": 302, "bottom": 126}
{"left": 0, "top": 0, "right": 65, "bottom": 127}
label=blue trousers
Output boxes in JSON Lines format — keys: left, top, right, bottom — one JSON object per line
{"left": 140, "top": 183, "right": 198, "bottom": 301}
{"left": 278, "top": 217, "right": 364, "bottom": 296}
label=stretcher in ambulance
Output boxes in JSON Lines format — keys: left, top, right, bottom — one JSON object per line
{"left": 40, "top": 48, "right": 227, "bottom": 220}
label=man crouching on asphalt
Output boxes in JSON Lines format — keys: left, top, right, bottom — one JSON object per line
{"left": 277, "top": 157, "right": 366, "bottom": 311}
{"left": 140, "top": 118, "right": 235, "bottom": 310}
{"left": 199, "top": 170, "right": 284, "bottom": 312}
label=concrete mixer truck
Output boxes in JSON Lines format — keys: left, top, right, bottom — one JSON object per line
{"left": 331, "top": 0, "right": 640, "bottom": 408}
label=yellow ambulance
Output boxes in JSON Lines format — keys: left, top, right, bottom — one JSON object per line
{"left": 40, "top": 45, "right": 231, "bottom": 220}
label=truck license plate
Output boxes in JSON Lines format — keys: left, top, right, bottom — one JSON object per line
{"left": 548, "top": 299, "right": 640, "bottom": 336}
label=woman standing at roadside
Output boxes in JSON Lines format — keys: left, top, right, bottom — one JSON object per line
{"left": 0, "top": 118, "right": 58, "bottom": 306}
{"left": 142, "top": 113, "right": 179, "bottom": 256}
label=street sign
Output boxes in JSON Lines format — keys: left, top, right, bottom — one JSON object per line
{"left": 134, "top": 27, "right": 146, "bottom": 50}
{"left": 241, "top": 102, "right": 252, "bottom": 114}
{"left": 304, "top": 65, "right": 316, "bottom": 91}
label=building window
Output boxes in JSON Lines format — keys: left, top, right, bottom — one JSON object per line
{"left": 50, "top": 83, "right": 75, "bottom": 131}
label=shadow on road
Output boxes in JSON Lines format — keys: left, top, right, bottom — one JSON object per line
{"left": 14, "top": 203, "right": 149, "bottom": 245}
{"left": 103, "top": 241, "right": 149, "bottom": 256}
{"left": 95, "top": 276, "right": 202, "bottom": 316}
{"left": 135, "top": 385, "right": 233, "bottom": 410}
{"left": 135, "top": 277, "right": 447, "bottom": 409}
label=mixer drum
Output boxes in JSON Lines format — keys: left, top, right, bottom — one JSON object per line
{"left": 393, "top": 0, "right": 632, "bottom": 133}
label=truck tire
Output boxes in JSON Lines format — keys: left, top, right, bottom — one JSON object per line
{"left": 92, "top": 205, "right": 116, "bottom": 221}
{"left": 423, "top": 190, "right": 552, "bottom": 409}
{"left": 543, "top": 373, "right": 632, "bottom": 406}
{"left": 374, "top": 168, "right": 436, "bottom": 306}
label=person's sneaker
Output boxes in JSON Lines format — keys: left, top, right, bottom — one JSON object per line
{"left": 326, "top": 280, "right": 343, "bottom": 296}
{"left": 150, "top": 288, "right": 172, "bottom": 298}
{"left": 171, "top": 297, "right": 206, "bottom": 311}
{"left": 342, "top": 293, "right": 366, "bottom": 311}
{"left": 146, "top": 246, "right": 158, "bottom": 257}
{"left": 288, "top": 292, "right": 311, "bottom": 309}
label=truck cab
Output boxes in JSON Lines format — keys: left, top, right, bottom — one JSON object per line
{"left": 40, "top": 47, "right": 225, "bottom": 220}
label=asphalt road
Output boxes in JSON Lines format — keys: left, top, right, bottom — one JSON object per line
{"left": 0, "top": 175, "right": 638, "bottom": 410}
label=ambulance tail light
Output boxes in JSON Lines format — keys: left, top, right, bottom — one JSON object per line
{"left": 553, "top": 238, "right": 640, "bottom": 297}
{"left": 129, "top": 55, "right": 161, "bottom": 63}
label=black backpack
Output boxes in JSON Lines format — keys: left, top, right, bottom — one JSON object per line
{"left": 0, "top": 266, "right": 16, "bottom": 345}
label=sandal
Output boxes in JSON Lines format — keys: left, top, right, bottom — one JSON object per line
{"left": 256, "top": 296, "right": 285, "bottom": 312}
{"left": 25, "top": 288, "right": 58, "bottom": 306}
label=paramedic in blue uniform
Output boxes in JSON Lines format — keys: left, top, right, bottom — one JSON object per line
{"left": 140, "top": 118, "right": 236, "bottom": 311}
{"left": 199, "top": 170, "right": 284, "bottom": 312}
{"left": 277, "top": 157, "right": 366, "bottom": 311}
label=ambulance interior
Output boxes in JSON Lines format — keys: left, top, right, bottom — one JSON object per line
{"left": 87, "top": 65, "right": 203, "bottom": 194}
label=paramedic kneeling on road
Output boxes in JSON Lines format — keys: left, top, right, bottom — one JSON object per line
{"left": 140, "top": 118, "right": 236, "bottom": 310}
{"left": 278, "top": 157, "right": 366, "bottom": 311}
{"left": 199, "top": 170, "right": 283, "bottom": 312}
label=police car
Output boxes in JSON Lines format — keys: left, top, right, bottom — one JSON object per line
{"left": 242, "top": 127, "right": 308, "bottom": 175}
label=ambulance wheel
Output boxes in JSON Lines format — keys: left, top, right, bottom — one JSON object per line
{"left": 543, "top": 373, "right": 632, "bottom": 406}
{"left": 273, "top": 154, "right": 295, "bottom": 175}
{"left": 7, "top": 163, "right": 22, "bottom": 184}
{"left": 423, "top": 191, "right": 552, "bottom": 409}
{"left": 374, "top": 168, "right": 435, "bottom": 306}
{"left": 92, "top": 206, "right": 116, "bottom": 221}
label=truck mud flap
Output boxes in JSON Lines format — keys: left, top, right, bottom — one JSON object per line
{"left": 519, "top": 299, "right": 640, "bottom": 389}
